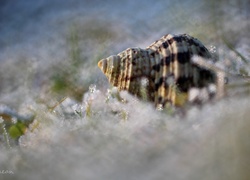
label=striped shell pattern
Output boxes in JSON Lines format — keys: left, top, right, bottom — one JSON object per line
{"left": 98, "top": 34, "right": 216, "bottom": 107}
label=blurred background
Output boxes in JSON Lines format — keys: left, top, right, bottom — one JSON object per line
{"left": 0, "top": 0, "right": 249, "bottom": 179}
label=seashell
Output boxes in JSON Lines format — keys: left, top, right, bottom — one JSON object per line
{"left": 98, "top": 34, "right": 217, "bottom": 107}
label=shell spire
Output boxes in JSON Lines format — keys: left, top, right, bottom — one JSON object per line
{"left": 98, "top": 34, "right": 217, "bottom": 107}
{"left": 98, "top": 59, "right": 107, "bottom": 74}
{"left": 98, "top": 55, "right": 122, "bottom": 87}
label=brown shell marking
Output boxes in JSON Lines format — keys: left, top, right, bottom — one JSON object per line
{"left": 98, "top": 34, "right": 216, "bottom": 107}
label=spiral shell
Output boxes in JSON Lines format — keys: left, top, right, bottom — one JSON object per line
{"left": 98, "top": 34, "right": 216, "bottom": 107}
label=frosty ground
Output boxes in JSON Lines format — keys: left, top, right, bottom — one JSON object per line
{"left": 0, "top": 0, "right": 249, "bottom": 180}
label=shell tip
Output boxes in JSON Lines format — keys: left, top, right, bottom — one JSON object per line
{"left": 98, "top": 60, "right": 103, "bottom": 69}
{"left": 98, "top": 59, "right": 107, "bottom": 74}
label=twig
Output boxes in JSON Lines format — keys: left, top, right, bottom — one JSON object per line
{"left": 222, "top": 36, "right": 248, "bottom": 64}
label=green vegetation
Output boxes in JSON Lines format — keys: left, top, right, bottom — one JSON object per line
{"left": 51, "top": 26, "right": 85, "bottom": 101}
{"left": 8, "top": 121, "right": 27, "bottom": 139}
